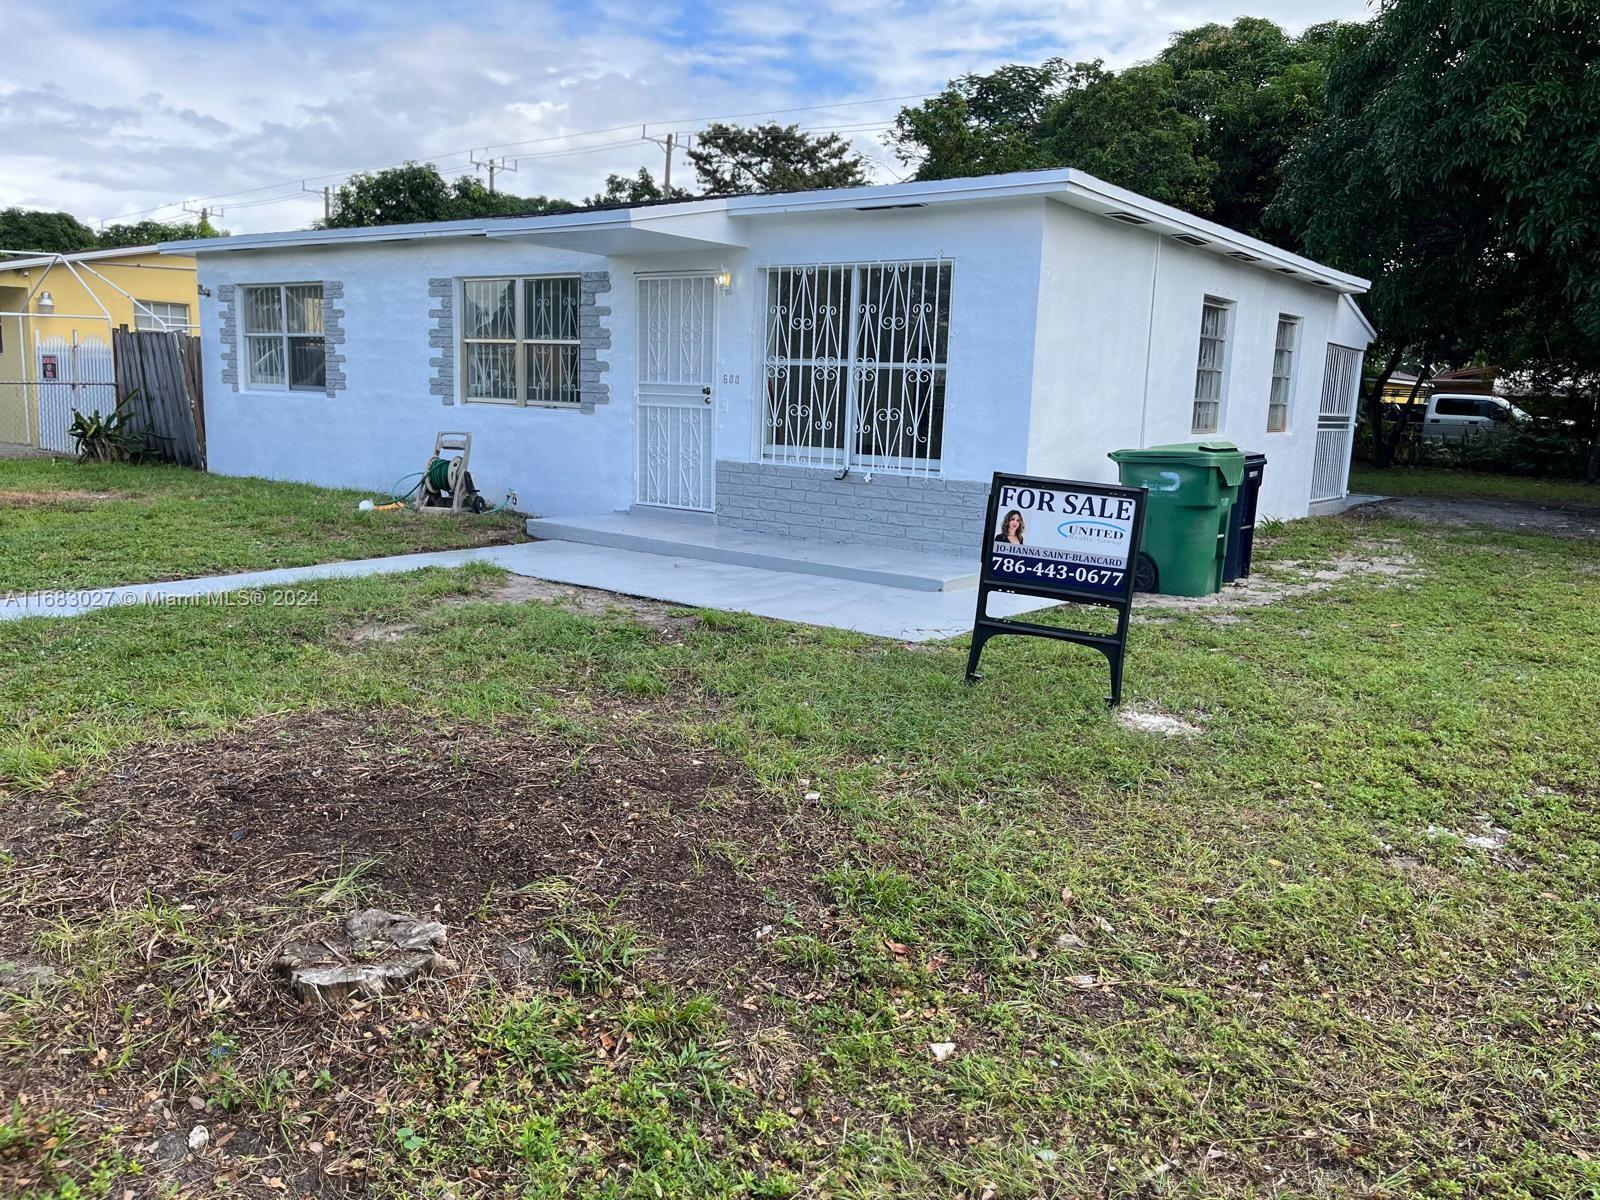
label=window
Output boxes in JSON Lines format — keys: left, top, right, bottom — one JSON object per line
{"left": 135, "top": 300, "right": 191, "bottom": 332}
{"left": 762, "top": 261, "right": 951, "bottom": 474}
{"left": 1267, "top": 315, "right": 1298, "bottom": 432}
{"left": 1433, "top": 397, "right": 1476, "bottom": 416}
{"left": 243, "top": 284, "right": 324, "bottom": 390}
{"left": 1192, "top": 298, "right": 1232, "bottom": 434}
{"left": 460, "top": 276, "right": 580, "bottom": 405}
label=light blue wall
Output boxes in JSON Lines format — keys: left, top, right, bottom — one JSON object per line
{"left": 198, "top": 238, "right": 632, "bottom": 516}
{"left": 192, "top": 199, "right": 1050, "bottom": 514}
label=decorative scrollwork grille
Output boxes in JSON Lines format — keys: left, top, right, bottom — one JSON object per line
{"left": 762, "top": 260, "right": 951, "bottom": 476}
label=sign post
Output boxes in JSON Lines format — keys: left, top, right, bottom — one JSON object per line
{"left": 965, "top": 472, "right": 1148, "bottom": 706}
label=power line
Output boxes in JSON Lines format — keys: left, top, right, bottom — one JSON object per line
{"left": 93, "top": 92, "right": 933, "bottom": 226}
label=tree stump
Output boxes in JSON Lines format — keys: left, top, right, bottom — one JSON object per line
{"left": 276, "top": 909, "right": 455, "bottom": 1003}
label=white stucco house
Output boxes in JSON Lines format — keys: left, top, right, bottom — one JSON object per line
{"left": 163, "top": 169, "right": 1372, "bottom": 561}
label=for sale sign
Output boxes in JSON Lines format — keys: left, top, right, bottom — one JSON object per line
{"left": 967, "top": 472, "right": 1148, "bottom": 706}
{"left": 987, "top": 481, "right": 1140, "bottom": 599}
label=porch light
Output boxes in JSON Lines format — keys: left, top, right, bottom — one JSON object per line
{"left": 714, "top": 270, "right": 733, "bottom": 291}
{"left": 36, "top": 291, "right": 54, "bottom": 313}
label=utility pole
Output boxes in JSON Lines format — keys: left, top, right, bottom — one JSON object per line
{"left": 182, "top": 202, "right": 221, "bottom": 227}
{"left": 302, "top": 181, "right": 332, "bottom": 222}
{"left": 470, "top": 153, "right": 518, "bottom": 193}
{"left": 641, "top": 127, "right": 678, "bottom": 191}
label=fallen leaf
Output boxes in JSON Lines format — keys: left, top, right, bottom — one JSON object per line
{"left": 928, "top": 1042, "right": 957, "bottom": 1062}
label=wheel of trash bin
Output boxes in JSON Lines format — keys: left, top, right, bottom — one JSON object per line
{"left": 1134, "top": 552, "right": 1159, "bottom": 594}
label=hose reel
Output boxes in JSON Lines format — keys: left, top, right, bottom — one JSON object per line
{"left": 416, "top": 431, "right": 487, "bottom": 515}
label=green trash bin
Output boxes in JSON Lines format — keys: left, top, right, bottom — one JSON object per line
{"left": 1108, "top": 441, "right": 1245, "bottom": 596}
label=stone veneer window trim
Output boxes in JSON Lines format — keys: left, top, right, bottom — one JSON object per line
{"left": 434, "top": 271, "right": 610, "bottom": 412}
{"left": 217, "top": 280, "right": 345, "bottom": 399}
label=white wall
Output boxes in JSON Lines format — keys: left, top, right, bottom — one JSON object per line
{"left": 193, "top": 198, "right": 1363, "bottom": 523}
{"left": 722, "top": 199, "right": 1045, "bottom": 482}
{"left": 1031, "top": 201, "right": 1367, "bottom": 519}
{"left": 197, "top": 238, "right": 632, "bottom": 517}
{"left": 194, "top": 200, "right": 1048, "bottom": 514}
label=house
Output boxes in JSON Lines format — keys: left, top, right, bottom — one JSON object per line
{"left": 162, "top": 169, "right": 1373, "bottom": 560}
{"left": 0, "top": 245, "right": 200, "bottom": 450}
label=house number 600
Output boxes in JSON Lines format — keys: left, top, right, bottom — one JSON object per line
{"left": 721, "top": 373, "right": 741, "bottom": 385}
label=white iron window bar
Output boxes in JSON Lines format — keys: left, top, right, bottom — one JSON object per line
{"left": 762, "top": 260, "right": 951, "bottom": 476}
{"left": 460, "top": 276, "right": 580, "bottom": 406}
{"left": 243, "top": 284, "right": 325, "bottom": 390}
{"left": 1267, "top": 315, "right": 1299, "bottom": 432}
{"left": 1192, "top": 297, "right": 1232, "bottom": 434}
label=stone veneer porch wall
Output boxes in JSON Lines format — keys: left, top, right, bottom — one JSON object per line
{"left": 714, "top": 461, "right": 989, "bottom": 558}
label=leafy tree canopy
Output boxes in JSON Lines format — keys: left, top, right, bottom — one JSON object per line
{"left": 1275, "top": 0, "right": 1600, "bottom": 470}
{"left": 686, "top": 122, "right": 869, "bottom": 195}
{"left": 96, "top": 218, "right": 227, "bottom": 248}
{"left": 0, "top": 208, "right": 98, "bottom": 255}
{"left": 322, "top": 163, "right": 575, "bottom": 228}
{"left": 891, "top": 18, "right": 1339, "bottom": 240}
{"left": 1, "top": 209, "right": 227, "bottom": 257}
{"left": 585, "top": 168, "right": 690, "bottom": 207}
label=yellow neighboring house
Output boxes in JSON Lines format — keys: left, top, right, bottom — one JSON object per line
{"left": 0, "top": 245, "right": 199, "bottom": 449}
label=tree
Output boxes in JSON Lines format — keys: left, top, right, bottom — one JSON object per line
{"left": 890, "top": 19, "right": 1340, "bottom": 239}
{"left": 1036, "top": 62, "right": 1215, "bottom": 216}
{"left": 97, "top": 218, "right": 227, "bottom": 248}
{"left": 889, "top": 61, "right": 1072, "bottom": 180}
{"left": 322, "top": 163, "right": 573, "bottom": 228}
{"left": 586, "top": 168, "right": 690, "bottom": 207}
{"left": 0, "top": 208, "right": 97, "bottom": 255}
{"left": 1275, "top": 0, "right": 1600, "bottom": 469}
{"left": 686, "top": 122, "right": 868, "bottom": 195}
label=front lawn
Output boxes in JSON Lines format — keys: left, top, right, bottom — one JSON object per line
{"left": 0, "top": 458, "right": 524, "bottom": 592}
{"left": 1352, "top": 463, "right": 1600, "bottom": 506}
{"left": 1, "top": 491, "right": 1597, "bottom": 1197}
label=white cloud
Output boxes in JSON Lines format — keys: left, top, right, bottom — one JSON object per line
{"left": 0, "top": 0, "right": 1372, "bottom": 235}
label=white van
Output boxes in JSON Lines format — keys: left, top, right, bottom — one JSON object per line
{"left": 1422, "top": 393, "right": 1529, "bottom": 442}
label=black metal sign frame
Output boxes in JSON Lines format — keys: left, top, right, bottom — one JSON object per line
{"left": 965, "top": 471, "right": 1148, "bottom": 706}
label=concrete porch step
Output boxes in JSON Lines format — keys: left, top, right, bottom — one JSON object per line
{"left": 525, "top": 509, "right": 980, "bottom": 592}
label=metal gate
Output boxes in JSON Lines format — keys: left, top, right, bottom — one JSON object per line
{"left": 36, "top": 333, "right": 116, "bottom": 453}
{"left": 1311, "top": 343, "right": 1364, "bottom": 503}
{"left": 635, "top": 274, "right": 716, "bottom": 511}
{"left": 0, "top": 325, "right": 116, "bottom": 452}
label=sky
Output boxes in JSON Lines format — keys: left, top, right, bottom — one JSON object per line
{"left": 0, "top": 0, "right": 1371, "bottom": 236}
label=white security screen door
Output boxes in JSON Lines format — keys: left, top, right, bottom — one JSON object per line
{"left": 1311, "top": 343, "right": 1364, "bottom": 502}
{"left": 636, "top": 274, "right": 716, "bottom": 510}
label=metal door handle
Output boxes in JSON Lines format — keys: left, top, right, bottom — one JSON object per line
{"left": 702, "top": 386, "right": 713, "bottom": 404}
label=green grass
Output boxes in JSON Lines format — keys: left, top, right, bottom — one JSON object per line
{"left": 0, "top": 458, "right": 523, "bottom": 591}
{"left": 1352, "top": 464, "right": 1600, "bottom": 506}
{"left": 2, "top": 483, "right": 1599, "bottom": 1196}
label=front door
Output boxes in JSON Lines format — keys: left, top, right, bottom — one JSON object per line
{"left": 635, "top": 274, "right": 716, "bottom": 511}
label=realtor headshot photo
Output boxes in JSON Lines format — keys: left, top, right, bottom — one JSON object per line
{"left": 995, "top": 509, "right": 1026, "bottom": 546}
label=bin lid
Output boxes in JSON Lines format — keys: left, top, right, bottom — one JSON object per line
{"left": 1109, "top": 440, "right": 1245, "bottom": 485}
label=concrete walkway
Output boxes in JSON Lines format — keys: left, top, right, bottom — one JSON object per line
{"left": 2, "top": 541, "right": 1054, "bottom": 641}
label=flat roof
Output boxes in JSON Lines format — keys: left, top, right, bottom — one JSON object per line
{"left": 160, "top": 169, "right": 1370, "bottom": 294}
{"left": 0, "top": 244, "right": 176, "bottom": 272}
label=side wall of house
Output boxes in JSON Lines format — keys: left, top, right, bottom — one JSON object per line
{"left": 194, "top": 239, "right": 630, "bottom": 517}
{"left": 1031, "top": 203, "right": 1366, "bottom": 520}
{"left": 708, "top": 198, "right": 1046, "bottom": 556}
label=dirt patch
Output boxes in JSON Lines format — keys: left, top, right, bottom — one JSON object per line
{"left": 12, "top": 711, "right": 837, "bottom": 982}
{"left": 1, "top": 712, "right": 850, "bottom": 1196}
{"left": 0, "top": 487, "right": 117, "bottom": 506}
{"left": 1370, "top": 495, "right": 1600, "bottom": 541}
{"left": 341, "top": 574, "right": 703, "bottom": 644}
{"left": 1133, "top": 543, "right": 1418, "bottom": 623}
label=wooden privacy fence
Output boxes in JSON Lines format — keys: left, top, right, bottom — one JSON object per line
{"left": 112, "top": 329, "right": 205, "bottom": 468}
